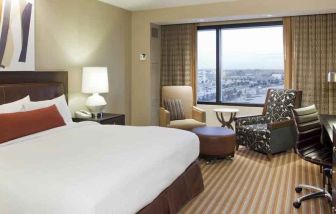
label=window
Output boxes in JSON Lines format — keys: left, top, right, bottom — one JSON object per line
{"left": 197, "top": 30, "right": 217, "bottom": 102}
{"left": 197, "top": 22, "right": 284, "bottom": 106}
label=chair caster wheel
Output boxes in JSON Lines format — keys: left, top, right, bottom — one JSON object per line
{"left": 293, "top": 201, "right": 301, "bottom": 208}
{"left": 295, "top": 187, "right": 302, "bottom": 193}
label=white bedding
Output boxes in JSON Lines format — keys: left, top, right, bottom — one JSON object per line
{"left": 0, "top": 122, "right": 199, "bottom": 214}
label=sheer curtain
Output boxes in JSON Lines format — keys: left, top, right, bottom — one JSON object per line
{"left": 161, "top": 24, "right": 197, "bottom": 103}
{"left": 284, "top": 14, "right": 336, "bottom": 114}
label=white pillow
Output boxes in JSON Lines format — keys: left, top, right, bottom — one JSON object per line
{"left": 0, "top": 96, "right": 30, "bottom": 113}
{"left": 23, "top": 95, "right": 73, "bottom": 124}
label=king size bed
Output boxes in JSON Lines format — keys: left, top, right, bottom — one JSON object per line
{"left": 0, "top": 72, "right": 204, "bottom": 214}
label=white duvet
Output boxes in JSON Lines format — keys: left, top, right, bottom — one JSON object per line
{"left": 0, "top": 122, "right": 199, "bottom": 214}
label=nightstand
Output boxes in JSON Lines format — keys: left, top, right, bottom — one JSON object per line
{"left": 72, "top": 113, "right": 125, "bottom": 125}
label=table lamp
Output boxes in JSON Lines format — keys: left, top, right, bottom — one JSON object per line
{"left": 328, "top": 71, "right": 336, "bottom": 83}
{"left": 82, "top": 67, "right": 109, "bottom": 117}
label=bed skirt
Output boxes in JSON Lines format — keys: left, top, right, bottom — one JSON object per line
{"left": 138, "top": 161, "right": 204, "bottom": 214}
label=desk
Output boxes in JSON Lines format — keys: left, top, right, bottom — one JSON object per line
{"left": 320, "top": 114, "right": 336, "bottom": 143}
{"left": 321, "top": 115, "right": 336, "bottom": 213}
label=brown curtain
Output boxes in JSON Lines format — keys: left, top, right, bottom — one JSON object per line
{"left": 284, "top": 14, "right": 336, "bottom": 114}
{"left": 283, "top": 17, "right": 293, "bottom": 89}
{"left": 161, "top": 24, "right": 197, "bottom": 104}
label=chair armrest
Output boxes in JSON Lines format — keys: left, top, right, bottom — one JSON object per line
{"left": 192, "top": 106, "right": 206, "bottom": 123}
{"left": 235, "top": 115, "right": 266, "bottom": 126}
{"left": 267, "top": 119, "right": 294, "bottom": 130}
{"left": 160, "top": 107, "right": 170, "bottom": 127}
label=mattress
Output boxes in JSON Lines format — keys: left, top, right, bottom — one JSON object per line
{"left": 0, "top": 122, "right": 199, "bottom": 214}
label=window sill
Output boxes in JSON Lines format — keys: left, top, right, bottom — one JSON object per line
{"left": 197, "top": 102, "right": 264, "bottom": 108}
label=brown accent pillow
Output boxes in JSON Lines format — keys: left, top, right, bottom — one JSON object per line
{"left": 163, "top": 99, "right": 186, "bottom": 121}
{"left": 0, "top": 105, "right": 66, "bottom": 144}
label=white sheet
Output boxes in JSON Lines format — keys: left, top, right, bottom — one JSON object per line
{"left": 0, "top": 122, "right": 199, "bottom": 214}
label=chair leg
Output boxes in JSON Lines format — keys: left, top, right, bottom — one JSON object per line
{"left": 293, "top": 191, "right": 332, "bottom": 208}
{"left": 235, "top": 144, "right": 239, "bottom": 150}
{"left": 324, "top": 168, "right": 332, "bottom": 194}
{"left": 267, "top": 153, "right": 272, "bottom": 161}
{"left": 295, "top": 184, "right": 324, "bottom": 193}
{"left": 293, "top": 183, "right": 332, "bottom": 209}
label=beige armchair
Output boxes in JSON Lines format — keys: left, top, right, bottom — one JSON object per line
{"left": 160, "top": 86, "right": 206, "bottom": 131}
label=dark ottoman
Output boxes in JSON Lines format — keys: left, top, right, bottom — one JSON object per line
{"left": 192, "top": 127, "right": 236, "bottom": 159}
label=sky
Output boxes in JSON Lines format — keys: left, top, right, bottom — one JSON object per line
{"left": 197, "top": 26, "right": 284, "bottom": 70}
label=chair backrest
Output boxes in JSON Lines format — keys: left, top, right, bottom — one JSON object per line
{"left": 333, "top": 126, "right": 336, "bottom": 146}
{"left": 162, "top": 86, "right": 193, "bottom": 119}
{"left": 263, "top": 88, "right": 302, "bottom": 123}
{"left": 292, "top": 105, "right": 321, "bottom": 150}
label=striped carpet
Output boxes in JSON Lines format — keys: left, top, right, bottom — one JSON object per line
{"left": 181, "top": 148, "right": 331, "bottom": 214}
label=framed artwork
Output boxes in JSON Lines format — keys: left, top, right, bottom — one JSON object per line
{"left": 0, "top": 0, "right": 35, "bottom": 71}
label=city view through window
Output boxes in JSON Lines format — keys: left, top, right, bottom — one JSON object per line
{"left": 197, "top": 24, "right": 284, "bottom": 104}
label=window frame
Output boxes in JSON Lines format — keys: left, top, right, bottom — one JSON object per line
{"left": 197, "top": 21, "right": 284, "bottom": 107}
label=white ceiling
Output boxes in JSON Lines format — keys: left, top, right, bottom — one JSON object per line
{"left": 99, "top": 0, "right": 236, "bottom": 11}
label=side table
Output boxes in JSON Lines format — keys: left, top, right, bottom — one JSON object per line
{"left": 213, "top": 108, "right": 239, "bottom": 129}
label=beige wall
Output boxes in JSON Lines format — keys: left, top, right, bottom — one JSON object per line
{"left": 35, "top": 0, "right": 132, "bottom": 123}
{"left": 131, "top": 0, "right": 336, "bottom": 126}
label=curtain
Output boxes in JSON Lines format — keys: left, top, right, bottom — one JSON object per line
{"left": 284, "top": 14, "right": 336, "bottom": 114}
{"left": 161, "top": 24, "right": 197, "bottom": 103}
{"left": 283, "top": 17, "right": 293, "bottom": 88}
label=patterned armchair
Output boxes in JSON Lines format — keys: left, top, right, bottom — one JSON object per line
{"left": 235, "top": 89, "right": 302, "bottom": 160}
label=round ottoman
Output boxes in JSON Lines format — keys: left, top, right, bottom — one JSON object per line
{"left": 192, "top": 127, "right": 236, "bottom": 159}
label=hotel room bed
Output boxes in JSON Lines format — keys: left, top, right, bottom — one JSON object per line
{"left": 0, "top": 122, "right": 201, "bottom": 214}
{"left": 0, "top": 72, "right": 204, "bottom": 214}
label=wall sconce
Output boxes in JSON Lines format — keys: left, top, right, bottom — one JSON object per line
{"left": 328, "top": 71, "right": 336, "bottom": 83}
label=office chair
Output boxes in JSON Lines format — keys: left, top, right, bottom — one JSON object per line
{"left": 292, "top": 105, "right": 332, "bottom": 208}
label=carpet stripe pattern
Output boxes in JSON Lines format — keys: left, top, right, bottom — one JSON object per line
{"left": 181, "top": 148, "right": 331, "bottom": 214}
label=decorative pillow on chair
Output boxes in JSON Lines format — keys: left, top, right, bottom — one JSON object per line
{"left": 163, "top": 99, "right": 186, "bottom": 121}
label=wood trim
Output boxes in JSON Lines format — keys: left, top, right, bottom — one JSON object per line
{"left": 0, "top": 71, "right": 68, "bottom": 98}
{"left": 191, "top": 24, "right": 197, "bottom": 105}
{"left": 294, "top": 90, "right": 303, "bottom": 108}
{"left": 268, "top": 119, "right": 294, "bottom": 130}
{"left": 262, "top": 89, "right": 271, "bottom": 115}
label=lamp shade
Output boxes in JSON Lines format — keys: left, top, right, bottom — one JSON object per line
{"left": 82, "top": 67, "right": 109, "bottom": 93}
{"left": 328, "top": 71, "right": 336, "bottom": 83}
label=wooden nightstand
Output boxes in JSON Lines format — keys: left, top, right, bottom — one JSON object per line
{"left": 72, "top": 113, "right": 125, "bottom": 125}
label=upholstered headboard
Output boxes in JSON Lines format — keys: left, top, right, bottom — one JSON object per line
{"left": 0, "top": 71, "right": 68, "bottom": 105}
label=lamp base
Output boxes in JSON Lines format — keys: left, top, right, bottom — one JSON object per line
{"left": 86, "top": 93, "right": 106, "bottom": 117}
